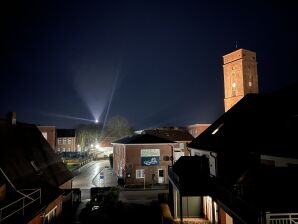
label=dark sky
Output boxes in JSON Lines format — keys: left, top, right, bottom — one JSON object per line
{"left": 1, "top": 0, "right": 297, "bottom": 129}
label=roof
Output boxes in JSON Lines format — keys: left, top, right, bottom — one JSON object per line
{"left": 112, "top": 133, "right": 176, "bottom": 144}
{"left": 0, "top": 119, "right": 73, "bottom": 189}
{"left": 143, "top": 128, "right": 194, "bottom": 142}
{"left": 188, "top": 82, "right": 298, "bottom": 158}
{"left": 57, "top": 128, "right": 75, "bottom": 137}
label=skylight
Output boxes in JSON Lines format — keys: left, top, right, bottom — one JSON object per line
{"left": 212, "top": 123, "right": 224, "bottom": 135}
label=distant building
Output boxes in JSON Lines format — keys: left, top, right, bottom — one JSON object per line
{"left": 0, "top": 114, "right": 73, "bottom": 224}
{"left": 142, "top": 128, "right": 194, "bottom": 162}
{"left": 56, "top": 129, "right": 76, "bottom": 152}
{"left": 37, "top": 125, "right": 56, "bottom": 150}
{"left": 223, "top": 48, "right": 259, "bottom": 112}
{"left": 186, "top": 123, "right": 210, "bottom": 138}
{"left": 112, "top": 134, "right": 177, "bottom": 186}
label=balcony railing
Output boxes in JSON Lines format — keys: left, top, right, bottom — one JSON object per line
{"left": 266, "top": 212, "right": 298, "bottom": 224}
{"left": 0, "top": 188, "right": 41, "bottom": 223}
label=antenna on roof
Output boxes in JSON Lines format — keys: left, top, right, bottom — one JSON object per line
{"left": 235, "top": 41, "right": 238, "bottom": 49}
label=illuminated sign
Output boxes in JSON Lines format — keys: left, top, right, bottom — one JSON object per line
{"left": 141, "top": 156, "right": 159, "bottom": 166}
{"left": 141, "top": 149, "right": 160, "bottom": 166}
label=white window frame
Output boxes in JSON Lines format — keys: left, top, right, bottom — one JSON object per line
{"left": 58, "top": 138, "right": 62, "bottom": 144}
{"left": 136, "top": 169, "right": 144, "bottom": 179}
{"left": 63, "top": 138, "right": 67, "bottom": 144}
{"left": 68, "top": 138, "right": 72, "bottom": 144}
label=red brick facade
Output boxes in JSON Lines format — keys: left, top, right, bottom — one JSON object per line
{"left": 57, "top": 136, "right": 76, "bottom": 152}
{"left": 187, "top": 124, "right": 210, "bottom": 138}
{"left": 223, "top": 49, "right": 259, "bottom": 112}
{"left": 37, "top": 126, "right": 56, "bottom": 150}
{"left": 113, "top": 143, "right": 178, "bottom": 186}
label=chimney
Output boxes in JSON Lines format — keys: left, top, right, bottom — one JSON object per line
{"left": 7, "top": 112, "right": 16, "bottom": 125}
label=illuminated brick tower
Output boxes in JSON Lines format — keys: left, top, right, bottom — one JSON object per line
{"left": 223, "top": 48, "right": 259, "bottom": 112}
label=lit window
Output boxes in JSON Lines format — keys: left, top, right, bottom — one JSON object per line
{"left": 136, "top": 169, "right": 144, "bottom": 178}
{"left": 249, "top": 81, "right": 252, "bottom": 87}
{"left": 63, "top": 138, "right": 67, "bottom": 144}
{"left": 68, "top": 138, "right": 72, "bottom": 144}
{"left": 232, "top": 82, "right": 236, "bottom": 96}
{"left": 58, "top": 138, "right": 62, "bottom": 144}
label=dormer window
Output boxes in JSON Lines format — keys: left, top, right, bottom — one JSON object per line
{"left": 30, "top": 161, "right": 39, "bottom": 172}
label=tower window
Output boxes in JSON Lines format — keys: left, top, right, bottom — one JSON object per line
{"left": 232, "top": 82, "right": 236, "bottom": 96}
{"left": 249, "top": 81, "right": 252, "bottom": 87}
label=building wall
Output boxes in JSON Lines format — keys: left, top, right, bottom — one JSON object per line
{"left": 43, "top": 195, "right": 63, "bottom": 223}
{"left": 124, "top": 144, "right": 177, "bottom": 185}
{"left": 223, "top": 49, "right": 259, "bottom": 112}
{"left": 28, "top": 212, "right": 43, "bottom": 224}
{"left": 37, "top": 126, "right": 56, "bottom": 150}
{"left": 187, "top": 124, "right": 210, "bottom": 138}
{"left": 0, "top": 183, "right": 6, "bottom": 201}
{"left": 113, "top": 144, "right": 126, "bottom": 177}
{"left": 59, "top": 179, "right": 72, "bottom": 189}
{"left": 57, "top": 137, "right": 76, "bottom": 152}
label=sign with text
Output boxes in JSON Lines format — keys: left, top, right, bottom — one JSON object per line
{"left": 141, "top": 149, "right": 160, "bottom": 157}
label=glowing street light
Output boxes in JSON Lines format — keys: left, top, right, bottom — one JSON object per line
{"left": 95, "top": 119, "right": 99, "bottom": 123}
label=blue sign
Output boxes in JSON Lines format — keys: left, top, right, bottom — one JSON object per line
{"left": 141, "top": 156, "right": 159, "bottom": 166}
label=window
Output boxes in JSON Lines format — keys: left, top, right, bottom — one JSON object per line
{"left": 212, "top": 123, "right": 224, "bottom": 135}
{"left": 30, "top": 161, "right": 40, "bottom": 172}
{"left": 58, "top": 138, "right": 62, "bottom": 144}
{"left": 68, "top": 138, "right": 72, "bottom": 144}
{"left": 63, "top": 138, "right": 67, "bottom": 144}
{"left": 42, "top": 132, "right": 47, "bottom": 140}
{"left": 232, "top": 81, "right": 236, "bottom": 96}
{"left": 136, "top": 169, "right": 144, "bottom": 178}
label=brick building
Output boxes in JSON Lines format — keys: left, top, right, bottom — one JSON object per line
{"left": 37, "top": 125, "right": 56, "bottom": 150}
{"left": 142, "top": 128, "right": 194, "bottom": 162}
{"left": 56, "top": 129, "right": 76, "bottom": 152}
{"left": 186, "top": 124, "right": 210, "bottom": 138}
{"left": 112, "top": 133, "right": 177, "bottom": 186}
{"left": 223, "top": 48, "right": 259, "bottom": 112}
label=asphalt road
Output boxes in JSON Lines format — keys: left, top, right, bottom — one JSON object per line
{"left": 68, "top": 160, "right": 168, "bottom": 224}
{"left": 72, "top": 160, "right": 117, "bottom": 199}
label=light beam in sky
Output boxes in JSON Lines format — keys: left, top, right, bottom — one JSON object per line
{"left": 44, "top": 112, "right": 95, "bottom": 123}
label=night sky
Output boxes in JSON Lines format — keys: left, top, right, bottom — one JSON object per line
{"left": 1, "top": 0, "right": 297, "bottom": 129}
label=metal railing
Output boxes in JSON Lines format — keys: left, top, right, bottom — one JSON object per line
{"left": 0, "top": 188, "right": 41, "bottom": 223}
{"left": 266, "top": 212, "right": 298, "bottom": 224}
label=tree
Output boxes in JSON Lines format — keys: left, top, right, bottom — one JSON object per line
{"left": 76, "top": 123, "right": 103, "bottom": 149}
{"left": 103, "top": 116, "right": 133, "bottom": 139}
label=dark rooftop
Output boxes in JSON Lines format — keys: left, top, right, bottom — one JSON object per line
{"left": 112, "top": 133, "right": 176, "bottom": 144}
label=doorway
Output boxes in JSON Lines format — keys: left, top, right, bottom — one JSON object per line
{"left": 158, "top": 169, "right": 164, "bottom": 184}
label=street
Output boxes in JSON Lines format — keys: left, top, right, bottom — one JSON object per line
{"left": 67, "top": 160, "right": 168, "bottom": 224}
{"left": 72, "top": 159, "right": 117, "bottom": 199}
